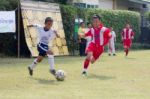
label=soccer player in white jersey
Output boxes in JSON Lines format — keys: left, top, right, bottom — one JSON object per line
{"left": 108, "top": 27, "right": 116, "bottom": 56}
{"left": 27, "top": 17, "right": 59, "bottom": 77}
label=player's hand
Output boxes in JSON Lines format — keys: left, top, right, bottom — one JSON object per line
{"left": 132, "top": 36, "right": 134, "bottom": 39}
{"left": 108, "top": 32, "right": 112, "bottom": 37}
{"left": 27, "top": 25, "right": 34, "bottom": 27}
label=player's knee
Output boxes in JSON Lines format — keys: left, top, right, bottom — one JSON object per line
{"left": 47, "top": 51, "right": 53, "bottom": 55}
{"left": 86, "top": 55, "right": 91, "bottom": 60}
{"left": 37, "top": 57, "right": 43, "bottom": 62}
{"left": 91, "top": 59, "right": 95, "bottom": 64}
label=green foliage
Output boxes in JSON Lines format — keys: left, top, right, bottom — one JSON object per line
{"left": 60, "top": 5, "right": 78, "bottom": 54}
{"left": 0, "top": 0, "right": 18, "bottom": 10}
{"left": 60, "top": 5, "right": 86, "bottom": 54}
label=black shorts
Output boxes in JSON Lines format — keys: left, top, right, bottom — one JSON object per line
{"left": 37, "top": 43, "right": 48, "bottom": 57}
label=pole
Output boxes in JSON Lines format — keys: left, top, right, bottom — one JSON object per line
{"left": 17, "top": 0, "right": 20, "bottom": 58}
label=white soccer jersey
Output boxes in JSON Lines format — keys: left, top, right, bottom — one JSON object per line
{"left": 33, "top": 24, "right": 56, "bottom": 45}
{"left": 85, "top": 28, "right": 92, "bottom": 48}
{"left": 108, "top": 31, "right": 116, "bottom": 54}
{"left": 110, "top": 31, "right": 116, "bottom": 42}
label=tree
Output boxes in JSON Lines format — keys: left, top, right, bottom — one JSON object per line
{"left": 0, "top": 0, "right": 18, "bottom": 10}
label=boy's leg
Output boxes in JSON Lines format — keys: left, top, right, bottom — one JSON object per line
{"left": 47, "top": 50, "right": 56, "bottom": 76}
{"left": 124, "top": 40, "right": 131, "bottom": 56}
{"left": 123, "top": 40, "right": 127, "bottom": 56}
{"left": 112, "top": 42, "right": 116, "bottom": 56}
{"left": 126, "top": 48, "right": 129, "bottom": 56}
{"left": 126, "top": 40, "right": 132, "bottom": 56}
{"left": 28, "top": 56, "right": 43, "bottom": 76}
{"left": 108, "top": 43, "right": 111, "bottom": 56}
{"left": 83, "top": 52, "right": 92, "bottom": 71}
{"left": 124, "top": 45, "right": 129, "bottom": 56}
{"left": 82, "top": 48, "right": 103, "bottom": 75}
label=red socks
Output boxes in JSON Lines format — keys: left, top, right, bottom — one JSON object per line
{"left": 84, "top": 59, "right": 90, "bottom": 69}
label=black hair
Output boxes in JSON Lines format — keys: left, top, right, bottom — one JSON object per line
{"left": 45, "top": 17, "right": 53, "bottom": 24}
{"left": 80, "top": 22, "right": 84, "bottom": 26}
{"left": 87, "top": 22, "right": 91, "bottom": 26}
{"left": 92, "top": 14, "right": 101, "bottom": 20}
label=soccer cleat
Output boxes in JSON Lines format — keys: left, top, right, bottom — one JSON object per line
{"left": 82, "top": 71, "right": 87, "bottom": 76}
{"left": 108, "top": 53, "right": 111, "bottom": 56}
{"left": 50, "top": 69, "right": 56, "bottom": 76}
{"left": 28, "top": 67, "right": 33, "bottom": 76}
{"left": 113, "top": 54, "right": 116, "bottom": 56}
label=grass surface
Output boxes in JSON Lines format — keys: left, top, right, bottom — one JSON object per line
{"left": 0, "top": 50, "right": 150, "bottom": 99}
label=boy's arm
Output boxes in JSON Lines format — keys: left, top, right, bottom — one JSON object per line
{"left": 121, "top": 30, "right": 124, "bottom": 40}
{"left": 131, "top": 31, "right": 135, "bottom": 39}
{"left": 103, "top": 29, "right": 111, "bottom": 46}
{"left": 114, "top": 32, "right": 117, "bottom": 42}
{"left": 27, "top": 24, "right": 41, "bottom": 28}
{"left": 54, "top": 30, "right": 60, "bottom": 38}
{"left": 27, "top": 25, "right": 34, "bottom": 27}
{"left": 84, "top": 30, "right": 92, "bottom": 37}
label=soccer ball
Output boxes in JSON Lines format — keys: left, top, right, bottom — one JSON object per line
{"left": 55, "top": 70, "right": 66, "bottom": 81}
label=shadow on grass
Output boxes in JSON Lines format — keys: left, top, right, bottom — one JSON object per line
{"left": 126, "top": 57, "right": 136, "bottom": 60}
{"left": 87, "top": 73, "right": 116, "bottom": 80}
{"left": 31, "top": 77, "right": 58, "bottom": 85}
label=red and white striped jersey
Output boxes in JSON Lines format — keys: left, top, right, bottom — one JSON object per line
{"left": 85, "top": 24, "right": 111, "bottom": 46}
{"left": 122, "top": 28, "right": 134, "bottom": 39}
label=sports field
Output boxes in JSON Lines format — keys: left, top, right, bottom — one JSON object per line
{"left": 0, "top": 50, "right": 150, "bottom": 99}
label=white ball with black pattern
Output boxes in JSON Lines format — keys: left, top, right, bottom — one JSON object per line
{"left": 55, "top": 70, "right": 66, "bottom": 81}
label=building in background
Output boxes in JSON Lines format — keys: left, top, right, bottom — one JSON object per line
{"left": 73, "top": 0, "right": 114, "bottom": 9}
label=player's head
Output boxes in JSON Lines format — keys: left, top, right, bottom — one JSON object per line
{"left": 87, "top": 22, "right": 92, "bottom": 28}
{"left": 110, "top": 27, "right": 113, "bottom": 31}
{"left": 92, "top": 14, "right": 101, "bottom": 28}
{"left": 80, "top": 22, "right": 85, "bottom": 28}
{"left": 44, "top": 17, "right": 53, "bottom": 29}
{"left": 126, "top": 23, "right": 130, "bottom": 29}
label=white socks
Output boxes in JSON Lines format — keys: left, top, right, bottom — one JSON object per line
{"left": 29, "top": 55, "right": 55, "bottom": 71}
{"left": 29, "top": 58, "right": 38, "bottom": 70}
{"left": 47, "top": 55, "right": 55, "bottom": 70}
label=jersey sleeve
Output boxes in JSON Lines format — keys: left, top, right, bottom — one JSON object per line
{"left": 131, "top": 30, "right": 135, "bottom": 37}
{"left": 48, "top": 30, "right": 57, "bottom": 44}
{"left": 103, "top": 28, "right": 111, "bottom": 46}
{"left": 51, "top": 30, "right": 57, "bottom": 39}
{"left": 122, "top": 29, "right": 125, "bottom": 39}
{"left": 32, "top": 24, "right": 42, "bottom": 29}
{"left": 113, "top": 31, "right": 116, "bottom": 38}
{"left": 85, "top": 29, "right": 92, "bottom": 37}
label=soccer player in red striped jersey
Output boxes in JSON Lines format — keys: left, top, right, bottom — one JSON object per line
{"left": 122, "top": 24, "right": 135, "bottom": 56}
{"left": 82, "top": 15, "right": 112, "bottom": 76}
